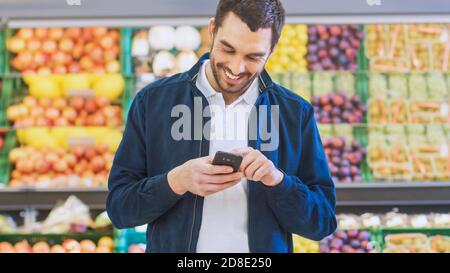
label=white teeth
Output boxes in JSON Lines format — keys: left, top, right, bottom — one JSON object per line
{"left": 224, "top": 69, "right": 239, "bottom": 80}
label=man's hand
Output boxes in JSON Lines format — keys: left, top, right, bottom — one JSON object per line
{"left": 233, "top": 147, "right": 284, "bottom": 187}
{"left": 167, "top": 156, "right": 244, "bottom": 196}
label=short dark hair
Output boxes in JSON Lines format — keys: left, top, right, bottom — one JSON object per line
{"left": 214, "top": 0, "right": 285, "bottom": 50}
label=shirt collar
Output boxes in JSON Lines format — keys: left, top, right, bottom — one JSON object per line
{"left": 197, "top": 60, "right": 259, "bottom": 106}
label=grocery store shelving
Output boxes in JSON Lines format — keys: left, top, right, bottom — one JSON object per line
{"left": 0, "top": 187, "right": 108, "bottom": 211}
{"left": 0, "top": 183, "right": 449, "bottom": 213}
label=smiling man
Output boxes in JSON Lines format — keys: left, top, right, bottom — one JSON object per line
{"left": 107, "top": 0, "right": 337, "bottom": 253}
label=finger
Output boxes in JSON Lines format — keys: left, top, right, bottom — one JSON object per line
{"left": 200, "top": 164, "right": 234, "bottom": 175}
{"left": 253, "top": 163, "right": 270, "bottom": 181}
{"left": 231, "top": 147, "right": 253, "bottom": 156}
{"left": 203, "top": 179, "right": 242, "bottom": 193}
{"left": 244, "top": 158, "right": 265, "bottom": 180}
{"left": 240, "top": 151, "right": 260, "bottom": 172}
{"left": 203, "top": 172, "right": 243, "bottom": 184}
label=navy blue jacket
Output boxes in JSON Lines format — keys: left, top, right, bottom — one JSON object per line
{"left": 107, "top": 53, "right": 337, "bottom": 253}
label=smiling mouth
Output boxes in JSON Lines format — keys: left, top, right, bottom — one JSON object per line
{"left": 223, "top": 68, "right": 242, "bottom": 81}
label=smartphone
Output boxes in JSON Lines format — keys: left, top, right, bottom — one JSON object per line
{"left": 212, "top": 151, "right": 243, "bottom": 173}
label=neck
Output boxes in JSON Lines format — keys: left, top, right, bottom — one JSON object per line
{"left": 205, "top": 62, "right": 245, "bottom": 105}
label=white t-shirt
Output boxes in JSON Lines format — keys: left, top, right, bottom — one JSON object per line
{"left": 195, "top": 60, "right": 259, "bottom": 253}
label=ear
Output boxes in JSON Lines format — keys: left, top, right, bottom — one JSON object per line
{"left": 208, "top": 18, "right": 216, "bottom": 43}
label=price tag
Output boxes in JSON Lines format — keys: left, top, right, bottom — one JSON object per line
{"left": 66, "top": 89, "right": 95, "bottom": 98}
{"left": 67, "top": 136, "right": 95, "bottom": 148}
{"left": 440, "top": 103, "right": 449, "bottom": 117}
{"left": 440, "top": 145, "right": 449, "bottom": 158}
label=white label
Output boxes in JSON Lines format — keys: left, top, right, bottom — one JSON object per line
{"left": 440, "top": 145, "right": 449, "bottom": 158}
{"left": 67, "top": 136, "right": 95, "bottom": 148}
{"left": 66, "top": 89, "right": 95, "bottom": 98}
{"left": 440, "top": 103, "right": 449, "bottom": 117}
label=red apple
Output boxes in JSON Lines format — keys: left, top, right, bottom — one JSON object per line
{"left": 100, "top": 36, "right": 114, "bottom": 49}
{"left": 26, "top": 39, "right": 41, "bottom": 52}
{"left": 84, "top": 98, "right": 98, "bottom": 114}
{"left": 106, "top": 60, "right": 120, "bottom": 73}
{"left": 49, "top": 28, "right": 64, "bottom": 40}
{"left": 59, "top": 38, "right": 74, "bottom": 53}
{"left": 35, "top": 28, "right": 48, "bottom": 40}
{"left": 44, "top": 107, "right": 60, "bottom": 121}
{"left": 42, "top": 40, "right": 57, "bottom": 54}
{"left": 17, "top": 28, "right": 33, "bottom": 40}
{"left": 69, "top": 96, "right": 84, "bottom": 112}
{"left": 92, "top": 27, "right": 108, "bottom": 38}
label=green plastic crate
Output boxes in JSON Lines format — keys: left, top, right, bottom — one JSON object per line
{"left": 114, "top": 228, "right": 146, "bottom": 253}
{"left": 0, "top": 130, "right": 16, "bottom": 185}
{"left": 122, "top": 75, "right": 135, "bottom": 123}
{"left": 377, "top": 228, "right": 450, "bottom": 251}
{"left": 0, "top": 231, "right": 114, "bottom": 248}
{"left": 120, "top": 28, "right": 133, "bottom": 76}
{"left": 357, "top": 24, "right": 369, "bottom": 73}
{"left": 0, "top": 28, "right": 5, "bottom": 76}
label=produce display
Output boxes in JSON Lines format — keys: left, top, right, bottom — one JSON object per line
{"left": 323, "top": 137, "right": 366, "bottom": 183}
{"left": 367, "top": 126, "right": 449, "bottom": 181}
{"left": 8, "top": 144, "right": 113, "bottom": 187}
{"left": 127, "top": 244, "right": 146, "bottom": 253}
{"left": 7, "top": 27, "right": 121, "bottom": 74}
{"left": 292, "top": 235, "right": 319, "bottom": 253}
{"left": 266, "top": 24, "right": 308, "bottom": 73}
{"left": 307, "top": 25, "right": 364, "bottom": 71}
{"left": 320, "top": 230, "right": 375, "bottom": 253}
{"left": 7, "top": 96, "right": 122, "bottom": 128}
{"left": 131, "top": 25, "right": 203, "bottom": 85}
{"left": 313, "top": 93, "right": 366, "bottom": 124}
{"left": 366, "top": 24, "right": 450, "bottom": 72}
{"left": 337, "top": 212, "right": 450, "bottom": 230}
{"left": 0, "top": 236, "right": 114, "bottom": 253}
{"left": 0, "top": 131, "right": 4, "bottom": 151}
{"left": 368, "top": 72, "right": 449, "bottom": 124}
{"left": 1, "top": 20, "right": 450, "bottom": 256}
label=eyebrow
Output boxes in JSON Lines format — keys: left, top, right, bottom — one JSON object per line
{"left": 219, "top": 39, "right": 267, "bottom": 58}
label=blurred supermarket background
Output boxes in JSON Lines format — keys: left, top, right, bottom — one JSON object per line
{"left": 0, "top": 0, "right": 449, "bottom": 253}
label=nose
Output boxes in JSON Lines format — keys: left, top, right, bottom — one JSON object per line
{"left": 228, "top": 56, "right": 245, "bottom": 76}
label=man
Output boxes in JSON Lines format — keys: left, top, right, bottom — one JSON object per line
{"left": 107, "top": 0, "right": 336, "bottom": 253}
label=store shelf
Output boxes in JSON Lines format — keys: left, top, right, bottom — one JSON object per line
{"left": 336, "top": 182, "right": 450, "bottom": 206}
{"left": 0, "top": 183, "right": 449, "bottom": 212}
{"left": 0, "top": 187, "right": 108, "bottom": 211}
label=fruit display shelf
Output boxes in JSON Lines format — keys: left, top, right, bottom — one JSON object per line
{"left": 0, "top": 131, "right": 16, "bottom": 186}
{"left": 365, "top": 24, "right": 450, "bottom": 73}
{"left": 114, "top": 228, "right": 147, "bottom": 253}
{"left": 0, "top": 232, "right": 115, "bottom": 253}
{"left": 131, "top": 25, "right": 208, "bottom": 92}
{"left": 377, "top": 228, "right": 450, "bottom": 253}
{"left": 4, "top": 27, "right": 122, "bottom": 75}
{"left": 0, "top": 182, "right": 449, "bottom": 213}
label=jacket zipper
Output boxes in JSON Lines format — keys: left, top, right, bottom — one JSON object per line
{"left": 187, "top": 78, "right": 205, "bottom": 253}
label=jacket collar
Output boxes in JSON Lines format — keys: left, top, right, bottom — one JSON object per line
{"left": 187, "top": 52, "right": 274, "bottom": 92}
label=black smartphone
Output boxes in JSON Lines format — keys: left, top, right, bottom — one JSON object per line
{"left": 212, "top": 151, "right": 243, "bottom": 173}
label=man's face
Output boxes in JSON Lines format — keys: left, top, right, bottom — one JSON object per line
{"left": 208, "top": 12, "right": 273, "bottom": 94}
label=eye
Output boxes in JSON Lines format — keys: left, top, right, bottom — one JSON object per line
{"left": 247, "top": 56, "right": 261, "bottom": 62}
{"left": 223, "top": 49, "right": 234, "bottom": 54}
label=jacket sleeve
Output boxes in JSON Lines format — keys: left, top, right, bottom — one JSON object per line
{"left": 106, "top": 92, "right": 184, "bottom": 229}
{"left": 263, "top": 104, "right": 337, "bottom": 241}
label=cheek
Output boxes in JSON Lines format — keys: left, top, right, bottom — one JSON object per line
{"left": 246, "top": 62, "right": 264, "bottom": 75}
